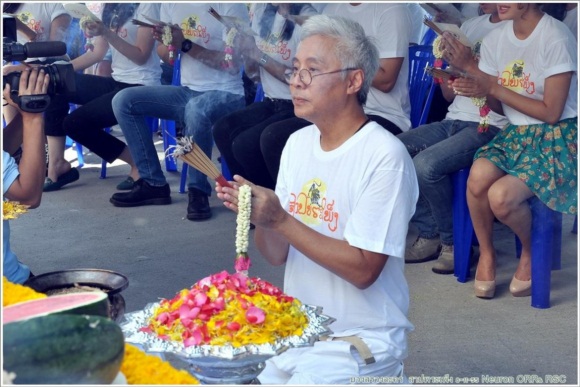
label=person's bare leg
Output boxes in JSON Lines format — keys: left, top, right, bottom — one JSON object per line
{"left": 488, "top": 175, "right": 534, "bottom": 281}
{"left": 117, "top": 146, "right": 140, "bottom": 181}
{"left": 46, "top": 135, "right": 71, "bottom": 182}
{"left": 466, "top": 159, "right": 505, "bottom": 282}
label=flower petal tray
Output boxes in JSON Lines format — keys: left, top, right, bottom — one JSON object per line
{"left": 121, "top": 302, "right": 334, "bottom": 359}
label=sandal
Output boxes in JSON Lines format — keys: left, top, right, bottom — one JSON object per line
{"left": 43, "top": 168, "right": 80, "bottom": 192}
{"left": 116, "top": 176, "right": 136, "bottom": 190}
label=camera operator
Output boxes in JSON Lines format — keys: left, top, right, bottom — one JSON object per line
{"left": 2, "top": 3, "right": 71, "bottom": 155}
{"left": 3, "top": 67, "right": 49, "bottom": 283}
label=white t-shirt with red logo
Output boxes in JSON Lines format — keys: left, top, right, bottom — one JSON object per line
{"left": 249, "top": 3, "right": 317, "bottom": 100}
{"left": 95, "top": 3, "right": 162, "bottom": 86}
{"left": 276, "top": 121, "right": 418, "bottom": 360}
{"left": 479, "top": 14, "right": 577, "bottom": 125}
{"left": 323, "top": 3, "right": 413, "bottom": 132}
{"left": 161, "top": 3, "right": 249, "bottom": 95}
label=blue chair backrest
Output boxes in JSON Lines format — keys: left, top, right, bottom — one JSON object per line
{"left": 408, "top": 45, "right": 436, "bottom": 128}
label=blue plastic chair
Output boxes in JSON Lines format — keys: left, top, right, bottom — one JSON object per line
{"left": 408, "top": 45, "right": 436, "bottom": 129}
{"left": 453, "top": 182, "right": 563, "bottom": 308}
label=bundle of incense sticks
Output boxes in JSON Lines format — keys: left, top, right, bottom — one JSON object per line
{"left": 166, "top": 137, "right": 232, "bottom": 188}
{"left": 425, "top": 66, "right": 472, "bottom": 82}
{"left": 131, "top": 19, "right": 157, "bottom": 29}
{"left": 423, "top": 17, "right": 444, "bottom": 36}
{"left": 208, "top": 6, "right": 228, "bottom": 27}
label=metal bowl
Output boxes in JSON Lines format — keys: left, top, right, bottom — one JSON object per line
{"left": 24, "top": 269, "right": 129, "bottom": 294}
{"left": 121, "top": 303, "right": 335, "bottom": 384}
{"left": 24, "top": 269, "right": 129, "bottom": 322}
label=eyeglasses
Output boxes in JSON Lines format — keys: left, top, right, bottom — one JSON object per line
{"left": 284, "top": 68, "right": 358, "bottom": 85}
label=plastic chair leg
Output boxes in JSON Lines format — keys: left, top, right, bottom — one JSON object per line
{"left": 514, "top": 197, "right": 562, "bottom": 309}
{"left": 180, "top": 164, "right": 188, "bottom": 194}
{"left": 162, "top": 120, "right": 178, "bottom": 172}
{"left": 99, "top": 127, "right": 112, "bottom": 179}
{"left": 452, "top": 167, "right": 473, "bottom": 283}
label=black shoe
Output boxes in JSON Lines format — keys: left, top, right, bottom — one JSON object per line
{"left": 110, "top": 179, "right": 171, "bottom": 207}
{"left": 187, "top": 188, "right": 212, "bottom": 221}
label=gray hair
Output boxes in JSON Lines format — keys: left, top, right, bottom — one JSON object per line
{"left": 300, "top": 14, "right": 379, "bottom": 105}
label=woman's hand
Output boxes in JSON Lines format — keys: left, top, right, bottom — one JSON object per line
{"left": 440, "top": 31, "right": 477, "bottom": 73}
{"left": 450, "top": 73, "right": 490, "bottom": 99}
{"left": 83, "top": 20, "right": 107, "bottom": 38}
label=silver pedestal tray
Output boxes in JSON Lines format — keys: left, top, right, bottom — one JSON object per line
{"left": 120, "top": 302, "right": 335, "bottom": 384}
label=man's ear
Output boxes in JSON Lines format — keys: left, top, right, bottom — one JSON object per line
{"left": 346, "top": 69, "right": 364, "bottom": 96}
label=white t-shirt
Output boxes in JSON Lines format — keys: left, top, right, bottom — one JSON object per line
{"left": 479, "top": 14, "right": 578, "bottom": 125}
{"left": 95, "top": 3, "right": 162, "bottom": 86}
{"left": 446, "top": 14, "right": 509, "bottom": 128}
{"left": 13, "top": 3, "right": 69, "bottom": 44}
{"left": 407, "top": 3, "right": 430, "bottom": 45}
{"left": 161, "top": 3, "right": 249, "bottom": 95}
{"left": 12, "top": 4, "right": 69, "bottom": 62}
{"left": 323, "top": 3, "right": 412, "bottom": 132}
{"left": 276, "top": 121, "right": 418, "bottom": 359}
{"left": 249, "top": 4, "right": 317, "bottom": 100}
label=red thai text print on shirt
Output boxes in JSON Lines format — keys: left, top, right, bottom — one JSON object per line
{"left": 288, "top": 179, "right": 339, "bottom": 232}
{"left": 181, "top": 15, "right": 211, "bottom": 45}
{"left": 499, "top": 60, "right": 536, "bottom": 95}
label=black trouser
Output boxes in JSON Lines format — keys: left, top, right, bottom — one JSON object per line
{"left": 44, "top": 73, "right": 140, "bottom": 163}
{"left": 213, "top": 98, "right": 296, "bottom": 189}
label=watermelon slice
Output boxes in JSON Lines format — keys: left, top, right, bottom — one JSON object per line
{"left": 3, "top": 314, "right": 125, "bottom": 384}
{"left": 2, "top": 291, "right": 110, "bottom": 324}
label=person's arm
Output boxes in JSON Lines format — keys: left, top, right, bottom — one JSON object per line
{"left": 154, "top": 24, "right": 235, "bottom": 72}
{"left": 48, "top": 13, "right": 72, "bottom": 42}
{"left": 241, "top": 35, "right": 290, "bottom": 84}
{"left": 3, "top": 67, "right": 49, "bottom": 208}
{"left": 70, "top": 36, "right": 108, "bottom": 72}
{"left": 83, "top": 21, "right": 155, "bottom": 66}
{"left": 372, "top": 57, "right": 404, "bottom": 93}
{"left": 217, "top": 176, "right": 388, "bottom": 290}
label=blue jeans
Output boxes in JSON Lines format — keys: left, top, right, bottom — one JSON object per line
{"left": 397, "top": 120, "right": 500, "bottom": 245}
{"left": 112, "top": 85, "right": 245, "bottom": 195}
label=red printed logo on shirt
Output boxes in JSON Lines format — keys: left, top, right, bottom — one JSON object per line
{"left": 181, "top": 15, "right": 211, "bottom": 44}
{"left": 288, "top": 179, "right": 339, "bottom": 232}
{"left": 499, "top": 60, "right": 536, "bottom": 95}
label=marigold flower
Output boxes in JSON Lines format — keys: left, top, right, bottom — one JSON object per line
{"left": 2, "top": 276, "right": 46, "bottom": 307}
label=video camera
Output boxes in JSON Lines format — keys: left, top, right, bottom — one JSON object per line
{"left": 2, "top": 15, "right": 76, "bottom": 112}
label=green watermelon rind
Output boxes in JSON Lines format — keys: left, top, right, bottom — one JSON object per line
{"left": 2, "top": 314, "right": 125, "bottom": 384}
{"left": 2, "top": 291, "right": 110, "bottom": 324}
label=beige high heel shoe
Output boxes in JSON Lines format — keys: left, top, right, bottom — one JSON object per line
{"left": 509, "top": 276, "right": 531, "bottom": 297}
{"left": 474, "top": 279, "right": 496, "bottom": 299}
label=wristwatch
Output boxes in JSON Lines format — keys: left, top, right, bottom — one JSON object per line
{"left": 181, "top": 39, "right": 193, "bottom": 53}
{"left": 259, "top": 53, "right": 269, "bottom": 66}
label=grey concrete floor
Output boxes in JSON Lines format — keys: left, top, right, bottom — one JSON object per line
{"left": 10, "top": 131, "right": 578, "bottom": 385}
